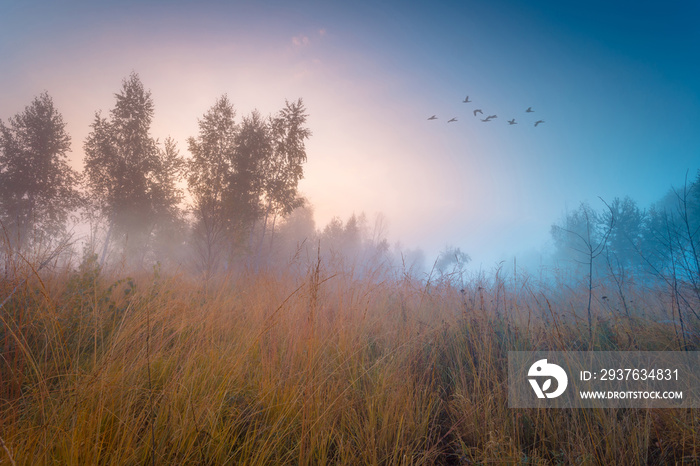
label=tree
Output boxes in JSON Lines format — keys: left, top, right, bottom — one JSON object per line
{"left": 599, "top": 197, "right": 643, "bottom": 318}
{"left": 603, "top": 197, "right": 643, "bottom": 270}
{"left": 186, "top": 96, "right": 311, "bottom": 274}
{"left": 270, "top": 201, "right": 316, "bottom": 264}
{"left": 187, "top": 95, "right": 237, "bottom": 275}
{"left": 229, "top": 110, "right": 270, "bottom": 237}
{"left": 0, "top": 92, "right": 80, "bottom": 250}
{"left": 435, "top": 245, "right": 471, "bottom": 285}
{"left": 551, "top": 203, "right": 602, "bottom": 267}
{"left": 260, "top": 99, "right": 311, "bottom": 248}
{"left": 640, "top": 175, "right": 700, "bottom": 335}
{"left": 314, "top": 212, "right": 392, "bottom": 278}
{"left": 150, "top": 137, "right": 187, "bottom": 266}
{"left": 551, "top": 200, "right": 614, "bottom": 343}
{"left": 641, "top": 175, "right": 700, "bottom": 285}
{"left": 83, "top": 73, "right": 184, "bottom": 265}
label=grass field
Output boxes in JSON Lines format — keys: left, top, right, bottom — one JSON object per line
{"left": 1, "top": 253, "right": 698, "bottom": 465}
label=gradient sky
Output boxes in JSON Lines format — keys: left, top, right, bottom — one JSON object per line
{"left": 1, "top": 0, "right": 699, "bottom": 269}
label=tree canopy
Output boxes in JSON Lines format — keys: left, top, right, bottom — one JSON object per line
{"left": 187, "top": 95, "right": 311, "bottom": 273}
{"left": 83, "top": 73, "right": 184, "bottom": 263}
{"left": 0, "top": 92, "right": 80, "bottom": 249}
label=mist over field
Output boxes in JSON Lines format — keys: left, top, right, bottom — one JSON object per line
{"left": 1, "top": 1, "right": 700, "bottom": 464}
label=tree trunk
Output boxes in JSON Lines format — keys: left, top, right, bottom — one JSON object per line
{"left": 99, "top": 222, "right": 113, "bottom": 268}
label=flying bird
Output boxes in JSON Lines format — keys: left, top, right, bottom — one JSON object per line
{"left": 473, "top": 109, "right": 483, "bottom": 116}
{"left": 534, "top": 120, "right": 545, "bottom": 127}
{"left": 526, "top": 107, "right": 534, "bottom": 113}
{"left": 486, "top": 114, "right": 497, "bottom": 120}
{"left": 463, "top": 96, "right": 472, "bottom": 103}
{"left": 481, "top": 117, "right": 493, "bottom": 122}
{"left": 448, "top": 117, "right": 458, "bottom": 123}
{"left": 508, "top": 119, "right": 517, "bottom": 125}
{"left": 428, "top": 115, "right": 437, "bottom": 120}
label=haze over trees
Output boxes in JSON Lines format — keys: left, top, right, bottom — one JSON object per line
{"left": 186, "top": 95, "right": 238, "bottom": 275}
{"left": 551, "top": 181, "right": 700, "bottom": 285}
{"left": 1, "top": 72, "right": 700, "bottom": 464}
{"left": 0, "top": 92, "right": 81, "bottom": 252}
{"left": 551, "top": 176, "right": 700, "bottom": 342}
{"left": 83, "top": 73, "right": 186, "bottom": 267}
{"left": 187, "top": 95, "right": 311, "bottom": 275}
{"left": 1, "top": 70, "right": 698, "bottom": 302}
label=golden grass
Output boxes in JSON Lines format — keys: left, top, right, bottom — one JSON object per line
{"left": 0, "top": 259, "right": 698, "bottom": 465}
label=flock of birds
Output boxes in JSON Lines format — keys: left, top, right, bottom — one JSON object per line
{"left": 428, "top": 95, "right": 545, "bottom": 127}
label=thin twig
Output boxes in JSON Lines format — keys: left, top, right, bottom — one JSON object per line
{"left": 0, "top": 435, "right": 16, "bottom": 466}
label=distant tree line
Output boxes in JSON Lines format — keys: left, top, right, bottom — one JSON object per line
{"left": 1, "top": 71, "right": 697, "bottom": 302}
{"left": 551, "top": 179, "right": 700, "bottom": 340}
{"left": 551, "top": 183, "right": 700, "bottom": 283}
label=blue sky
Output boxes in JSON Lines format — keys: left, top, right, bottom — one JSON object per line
{"left": 1, "top": 0, "right": 699, "bottom": 269}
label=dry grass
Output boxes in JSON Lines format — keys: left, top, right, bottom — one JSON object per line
{"left": 0, "top": 256, "right": 698, "bottom": 465}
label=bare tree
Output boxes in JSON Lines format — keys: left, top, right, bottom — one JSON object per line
{"left": 552, "top": 199, "right": 614, "bottom": 343}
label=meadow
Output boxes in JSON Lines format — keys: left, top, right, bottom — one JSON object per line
{"left": 1, "top": 251, "right": 698, "bottom": 465}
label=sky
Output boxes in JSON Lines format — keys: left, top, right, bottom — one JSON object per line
{"left": 1, "top": 0, "right": 699, "bottom": 270}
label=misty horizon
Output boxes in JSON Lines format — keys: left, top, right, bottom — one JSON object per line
{"left": 2, "top": 1, "right": 698, "bottom": 273}
{"left": 2, "top": 3, "right": 700, "bottom": 463}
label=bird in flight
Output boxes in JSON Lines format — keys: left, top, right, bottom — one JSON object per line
{"left": 508, "top": 119, "right": 517, "bottom": 125}
{"left": 473, "top": 109, "right": 483, "bottom": 116}
{"left": 481, "top": 117, "right": 494, "bottom": 122}
{"left": 448, "top": 117, "right": 458, "bottom": 123}
{"left": 526, "top": 107, "right": 534, "bottom": 113}
{"left": 463, "top": 96, "right": 472, "bottom": 103}
{"left": 428, "top": 115, "right": 437, "bottom": 120}
{"left": 486, "top": 114, "right": 497, "bottom": 120}
{"left": 534, "top": 120, "right": 545, "bottom": 127}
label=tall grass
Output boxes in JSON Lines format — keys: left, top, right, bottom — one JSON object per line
{"left": 0, "top": 252, "right": 698, "bottom": 464}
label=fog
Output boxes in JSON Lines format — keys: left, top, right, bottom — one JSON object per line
{"left": 3, "top": 5, "right": 700, "bottom": 463}
{"left": 0, "top": 1, "right": 698, "bottom": 281}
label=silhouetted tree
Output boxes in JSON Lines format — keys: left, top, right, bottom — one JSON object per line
{"left": 602, "top": 196, "right": 644, "bottom": 272}
{"left": 270, "top": 202, "right": 316, "bottom": 264}
{"left": 83, "top": 73, "right": 184, "bottom": 265}
{"left": 641, "top": 176, "right": 700, "bottom": 286}
{"left": 230, "top": 110, "right": 270, "bottom": 237}
{"left": 639, "top": 175, "right": 700, "bottom": 336}
{"left": 260, "top": 99, "right": 311, "bottom": 248}
{"left": 187, "top": 95, "right": 237, "bottom": 275}
{"left": 150, "top": 137, "right": 187, "bottom": 266}
{"left": 435, "top": 245, "right": 471, "bottom": 285}
{"left": 551, "top": 200, "right": 614, "bottom": 343}
{"left": 315, "top": 213, "right": 391, "bottom": 276}
{"left": 551, "top": 203, "right": 602, "bottom": 267}
{"left": 186, "top": 96, "right": 310, "bottom": 274}
{"left": 319, "top": 214, "right": 365, "bottom": 261}
{"left": 0, "top": 92, "right": 80, "bottom": 250}
{"left": 675, "top": 174, "right": 700, "bottom": 288}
